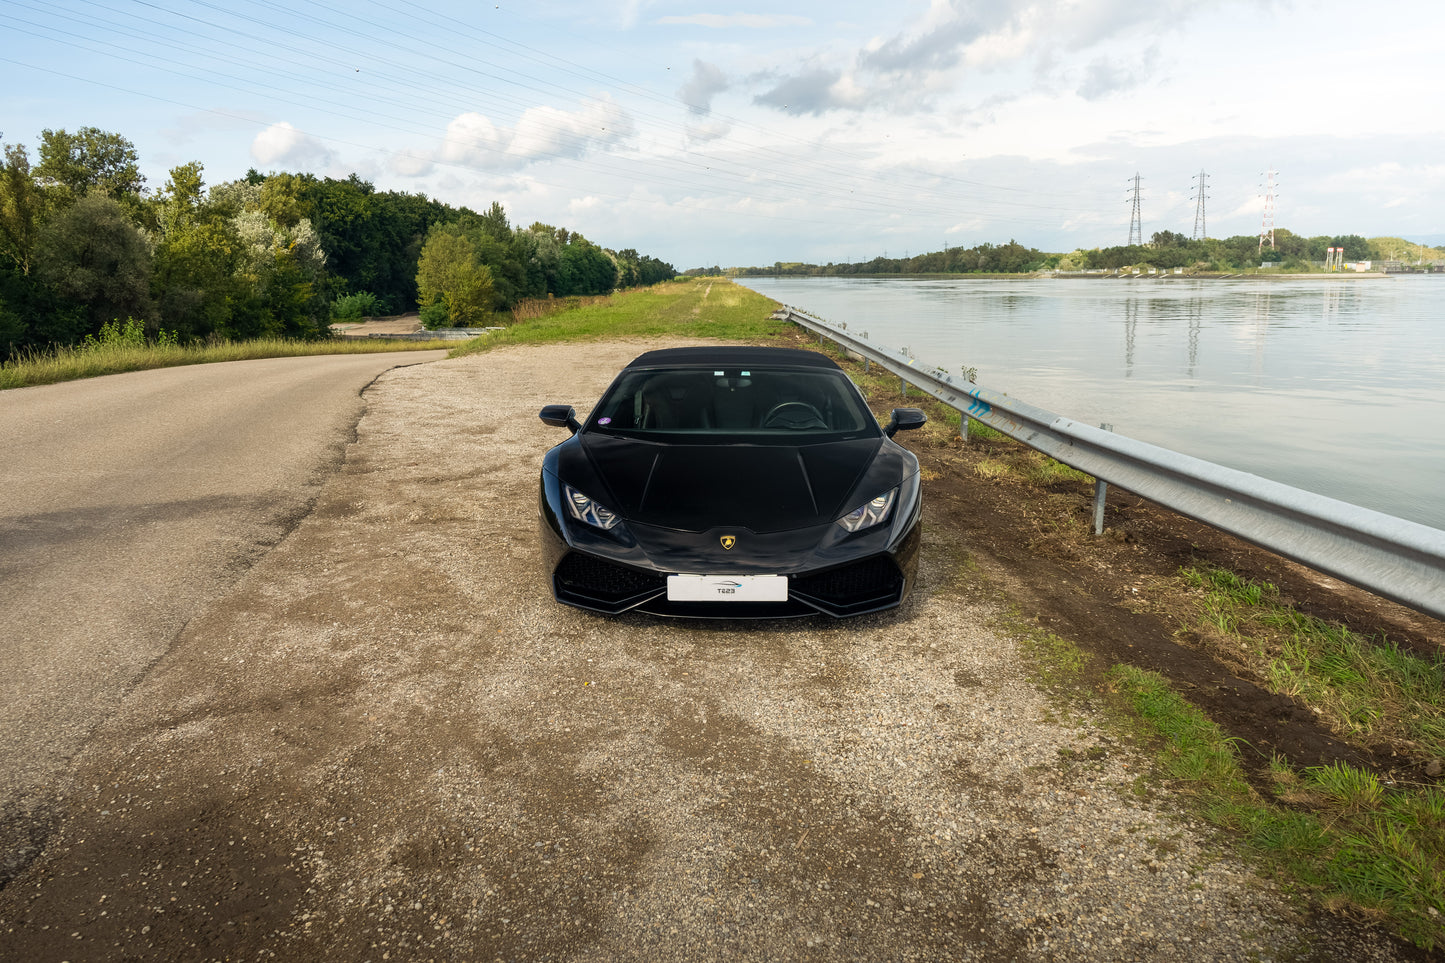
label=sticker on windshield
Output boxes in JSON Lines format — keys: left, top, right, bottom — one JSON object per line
{"left": 597, "top": 417, "right": 612, "bottom": 425}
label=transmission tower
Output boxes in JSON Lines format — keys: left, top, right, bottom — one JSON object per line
{"left": 1190, "top": 170, "right": 1209, "bottom": 240}
{"left": 1126, "top": 173, "right": 1144, "bottom": 246}
{"left": 1258, "top": 168, "right": 1278, "bottom": 252}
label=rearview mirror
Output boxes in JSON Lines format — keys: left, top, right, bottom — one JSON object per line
{"left": 885, "top": 407, "right": 927, "bottom": 437}
{"left": 539, "top": 404, "right": 581, "bottom": 434}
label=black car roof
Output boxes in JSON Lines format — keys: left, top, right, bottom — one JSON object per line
{"left": 624, "top": 346, "right": 841, "bottom": 370}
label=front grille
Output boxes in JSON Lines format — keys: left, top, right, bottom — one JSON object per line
{"left": 790, "top": 555, "right": 903, "bottom": 610}
{"left": 554, "top": 552, "right": 666, "bottom": 607}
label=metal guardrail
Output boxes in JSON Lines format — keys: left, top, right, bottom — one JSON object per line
{"left": 775, "top": 307, "right": 1445, "bottom": 621}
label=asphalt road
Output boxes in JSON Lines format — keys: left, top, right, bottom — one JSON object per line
{"left": 0, "top": 351, "right": 445, "bottom": 881}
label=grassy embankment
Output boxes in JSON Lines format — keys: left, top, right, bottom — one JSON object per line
{"left": 463, "top": 277, "right": 1443, "bottom": 950}
{"left": 0, "top": 320, "right": 455, "bottom": 391}
{"left": 447, "top": 277, "right": 790, "bottom": 358}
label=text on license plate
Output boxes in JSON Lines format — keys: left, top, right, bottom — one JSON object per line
{"left": 666, "top": 574, "right": 788, "bottom": 602}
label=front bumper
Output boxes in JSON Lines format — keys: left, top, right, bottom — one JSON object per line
{"left": 539, "top": 473, "right": 921, "bottom": 619}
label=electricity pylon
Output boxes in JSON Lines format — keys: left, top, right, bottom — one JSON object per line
{"left": 1190, "top": 170, "right": 1209, "bottom": 240}
{"left": 1258, "top": 169, "right": 1278, "bottom": 252}
{"left": 1126, "top": 173, "right": 1143, "bottom": 246}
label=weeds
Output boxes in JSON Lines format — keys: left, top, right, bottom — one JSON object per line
{"left": 510, "top": 294, "right": 613, "bottom": 322}
{"left": 1180, "top": 565, "right": 1445, "bottom": 758}
{"left": 1, "top": 326, "right": 453, "bottom": 390}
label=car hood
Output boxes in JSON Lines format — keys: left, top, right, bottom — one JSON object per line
{"left": 568, "top": 433, "right": 889, "bottom": 534}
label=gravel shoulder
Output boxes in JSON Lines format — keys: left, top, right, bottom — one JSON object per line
{"left": 0, "top": 341, "right": 1426, "bottom": 961}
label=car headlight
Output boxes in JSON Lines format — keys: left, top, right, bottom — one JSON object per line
{"left": 836, "top": 487, "right": 897, "bottom": 533}
{"left": 564, "top": 484, "right": 621, "bottom": 530}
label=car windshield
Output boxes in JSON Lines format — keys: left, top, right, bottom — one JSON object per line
{"left": 585, "top": 365, "right": 879, "bottom": 441}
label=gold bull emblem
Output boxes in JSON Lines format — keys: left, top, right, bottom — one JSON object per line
{"left": 720, "top": 535, "right": 737, "bottom": 550}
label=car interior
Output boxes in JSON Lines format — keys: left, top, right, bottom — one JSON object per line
{"left": 595, "top": 368, "right": 873, "bottom": 434}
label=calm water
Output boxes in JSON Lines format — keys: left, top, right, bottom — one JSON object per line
{"left": 739, "top": 276, "right": 1445, "bottom": 531}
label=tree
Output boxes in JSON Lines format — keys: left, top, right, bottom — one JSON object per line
{"left": 225, "top": 209, "right": 329, "bottom": 338}
{"left": 477, "top": 200, "right": 511, "bottom": 241}
{"left": 34, "top": 127, "right": 145, "bottom": 205}
{"left": 32, "top": 194, "right": 152, "bottom": 328}
{"left": 0, "top": 142, "right": 44, "bottom": 274}
{"left": 415, "top": 226, "right": 495, "bottom": 326}
{"left": 556, "top": 236, "right": 617, "bottom": 296}
{"left": 150, "top": 163, "right": 248, "bottom": 340}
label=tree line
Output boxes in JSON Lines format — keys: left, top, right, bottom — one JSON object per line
{"left": 725, "top": 239, "right": 1055, "bottom": 277}
{"left": 1067, "top": 230, "right": 1379, "bottom": 272}
{"left": 714, "top": 231, "right": 1439, "bottom": 279}
{"left": 0, "top": 127, "right": 675, "bottom": 357}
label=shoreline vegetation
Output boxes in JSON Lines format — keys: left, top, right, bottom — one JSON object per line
{"left": 699, "top": 232, "right": 1442, "bottom": 280}
{"left": 6, "top": 278, "right": 1443, "bottom": 948}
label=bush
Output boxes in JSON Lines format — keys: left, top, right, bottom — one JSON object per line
{"left": 332, "top": 291, "right": 382, "bottom": 321}
{"left": 419, "top": 302, "right": 450, "bottom": 329}
{"left": 81, "top": 318, "right": 147, "bottom": 352}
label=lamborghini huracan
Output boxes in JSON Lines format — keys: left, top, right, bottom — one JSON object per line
{"left": 538, "top": 346, "right": 926, "bottom": 618}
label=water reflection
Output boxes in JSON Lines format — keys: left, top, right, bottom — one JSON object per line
{"left": 1123, "top": 298, "right": 1137, "bottom": 376}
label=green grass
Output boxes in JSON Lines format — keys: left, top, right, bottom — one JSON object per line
{"left": 447, "top": 278, "right": 789, "bottom": 358}
{"left": 988, "top": 578, "right": 1445, "bottom": 949}
{"left": 1100, "top": 662, "right": 1445, "bottom": 949}
{"left": 2, "top": 326, "right": 456, "bottom": 390}
{"left": 1181, "top": 565, "right": 1445, "bottom": 757}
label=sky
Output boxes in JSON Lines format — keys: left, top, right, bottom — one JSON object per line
{"left": 4, "top": 0, "right": 1443, "bottom": 269}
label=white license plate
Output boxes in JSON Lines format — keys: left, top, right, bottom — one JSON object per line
{"left": 667, "top": 574, "right": 788, "bottom": 602}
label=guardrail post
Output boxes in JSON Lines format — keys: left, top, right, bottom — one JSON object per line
{"left": 1093, "top": 479, "right": 1108, "bottom": 535}
{"left": 958, "top": 409, "right": 970, "bottom": 442}
{"left": 1092, "top": 423, "right": 1114, "bottom": 534}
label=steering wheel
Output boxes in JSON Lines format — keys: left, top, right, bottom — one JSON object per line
{"left": 761, "top": 401, "right": 828, "bottom": 430}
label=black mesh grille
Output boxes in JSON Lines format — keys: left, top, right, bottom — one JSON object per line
{"left": 554, "top": 552, "right": 666, "bottom": 603}
{"left": 790, "top": 555, "right": 902, "bottom": 606}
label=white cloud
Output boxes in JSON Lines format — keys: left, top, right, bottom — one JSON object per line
{"left": 678, "top": 60, "right": 729, "bottom": 116}
{"left": 403, "top": 99, "right": 635, "bottom": 178}
{"left": 510, "top": 98, "right": 632, "bottom": 161}
{"left": 250, "top": 122, "right": 333, "bottom": 167}
{"left": 438, "top": 112, "right": 509, "bottom": 168}
{"left": 388, "top": 149, "right": 434, "bottom": 177}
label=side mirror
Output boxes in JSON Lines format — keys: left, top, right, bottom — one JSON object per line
{"left": 539, "top": 404, "right": 581, "bottom": 434}
{"left": 884, "top": 407, "right": 927, "bottom": 438}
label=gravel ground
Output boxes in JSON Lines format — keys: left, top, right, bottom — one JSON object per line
{"left": 0, "top": 341, "right": 1415, "bottom": 961}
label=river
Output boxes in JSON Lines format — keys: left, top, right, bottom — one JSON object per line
{"left": 738, "top": 275, "right": 1445, "bottom": 532}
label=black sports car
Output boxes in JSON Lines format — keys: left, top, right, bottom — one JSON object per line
{"left": 538, "top": 346, "right": 926, "bottom": 618}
